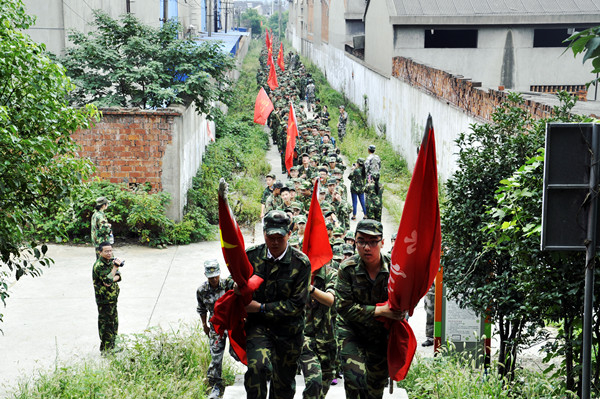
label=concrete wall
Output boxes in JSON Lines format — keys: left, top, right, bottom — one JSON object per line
{"left": 393, "top": 26, "right": 598, "bottom": 99}
{"left": 288, "top": 39, "right": 478, "bottom": 181}
{"left": 364, "top": 0, "right": 393, "bottom": 76}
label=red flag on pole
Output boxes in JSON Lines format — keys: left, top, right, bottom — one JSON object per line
{"left": 265, "top": 28, "right": 270, "bottom": 48}
{"left": 211, "top": 180, "right": 265, "bottom": 365}
{"left": 267, "top": 63, "right": 278, "bottom": 91}
{"left": 277, "top": 43, "right": 285, "bottom": 71}
{"left": 386, "top": 114, "right": 441, "bottom": 380}
{"left": 284, "top": 102, "right": 298, "bottom": 173}
{"left": 302, "top": 179, "right": 333, "bottom": 273}
{"left": 253, "top": 87, "right": 274, "bottom": 125}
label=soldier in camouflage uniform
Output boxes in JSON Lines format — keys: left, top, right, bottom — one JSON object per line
{"left": 364, "top": 145, "right": 381, "bottom": 180}
{"left": 422, "top": 284, "right": 435, "bottom": 347}
{"left": 299, "top": 263, "right": 337, "bottom": 399}
{"left": 91, "top": 197, "right": 113, "bottom": 255}
{"left": 264, "top": 182, "right": 285, "bottom": 214}
{"left": 92, "top": 242, "right": 123, "bottom": 353}
{"left": 260, "top": 174, "right": 276, "bottom": 219}
{"left": 335, "top": 220, "right": 407, "bottom": 399}
{"left": 236, "top": 210, "right": 312, "bottom": 399}
{"left": 348, "top": 159, "right": 367, "bottom": 220}
{"left": 365, "top": 172, "right": 383, "bottom": 222}
{"left": 337, "top": 105, "right": 348, "bottom": 143}
{"left": 197, "top": 259, "right": 236, "bottom": 399}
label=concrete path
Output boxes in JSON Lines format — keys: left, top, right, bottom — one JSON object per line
{"left": 0, "top": 133, "right": 429, "bottom": 398}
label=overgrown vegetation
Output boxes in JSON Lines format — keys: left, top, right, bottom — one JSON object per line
{"left": 443, "top": 91, "right": 596, "bottom": 394}
{"left": 399, "top": 347, "right": 576, "bottom": 398}
{"left": 302, "top": 61, "right": 412, "bottom": 223}
{"left": 0, "top": 0, "right": 100, "bottom": 324}
{"left": 57, "top": 11, "right": 234, "bottom": 117}
{"left": 9, "top": 324, "right": 239, "bottom": 398}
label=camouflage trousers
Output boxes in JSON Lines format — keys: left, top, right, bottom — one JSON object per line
{"left": 366, "top": 203, "right": 382, "bottom": 222}
{"left": 338, "top": 126, "right": 346, "bottom": 142}
{"left": 245, "top": 322, "right": 303, "bottom": 399}
{"left": 338, "top": 328, "right": 388, "bottom": 399}
{"left": 424, "top": 288, "right": 435, "bottom": 339}
{"left": 299, "top": 336, "right": 336, "bottom": 399}
{"left": 208, "top": 328, "right": 227, "bottom": 389}
{"left": 97, "top": 301, "right": 118, "bottom": 352}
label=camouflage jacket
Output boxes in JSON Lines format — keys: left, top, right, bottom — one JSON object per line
{"left": 365, "top": 154, "right": 381, "bottom": 177}
{"left": 196, "top": 277, "right": 235, "bottom": 319}
{"left": 264, "top": 193, "right": 285, "bottom": 213}
{"left": 261, "top": 186, "right": 274, "bottom": 205}
{"left": 348, "top": 168, "right": 366, "bottom": 194}
{"left": 365, "top": 183, "right": 384, "bottom": 214}
{"left": 304, "top": 264, "right": 337, "bottom": 341}
{"left": 91, "top": 210, "right": 112, "bottom": 247}
{"left": 335, "top": 253, "right": 390, "bottom": 340}
{"left": 246, "top": 244, "right": 311, "bottom": 336}
{"left": 92, "top": 257, "right": 120, "bottom": 304}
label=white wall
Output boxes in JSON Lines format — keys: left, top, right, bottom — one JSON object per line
{"left": 291, "top": 38, "right": 479, "bottom": 181}
{"left": 364, "top": 0, "right": 393, "bottom": 76}
{"left": 394, "top": 26, "right": 598, "bottom": 99}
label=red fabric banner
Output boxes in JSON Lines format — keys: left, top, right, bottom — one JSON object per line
{"left": 277, "top": 43, "right": 285, "bottom": 71}
{"left": 211, "top": 182, "right": 264, "bottom": 365}
{"left": 267, "top": 63, "right": 278, "bottom": 91}
{"left": 302, "top": 179, "right": 333, "bottom": 273}
{"left": 253, "top": 87, "right": 274, "bottom": 125}
{"left": 284, "top": 102, "right": 298, "bottom": 173}
{"left": 387, "top": 114, "right": 441, "bottom": 380}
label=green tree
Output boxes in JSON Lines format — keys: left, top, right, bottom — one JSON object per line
{"left": 484, "top": 93, "right": 594, "bottom": 394}
{"left": 566, "top": 26, "right": 600, "bottom": 87}
{"left": 267, "top": 10, "right": 288, "bottom": 39}
{"left": 240, "top": 8, "right": 267, "bottom": 37}
{"left": 442, "top": 92, "right": 546, "bottom": 380}
{"left": 58, "top": 11, "right": 234, "bottom": 117}
{"left": 0, "top": 0, "right": 99, "bottom": 323}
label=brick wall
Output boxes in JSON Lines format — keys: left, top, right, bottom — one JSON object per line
{"left": 72, "top": 108, "right": 180, "bottom": 193}
{"left": 392, "top": 56, "right": 556, "bottom": 122}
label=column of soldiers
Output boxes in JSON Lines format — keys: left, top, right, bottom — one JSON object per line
{"left": 236, "top": 38, "right": 400, "bottom": 399}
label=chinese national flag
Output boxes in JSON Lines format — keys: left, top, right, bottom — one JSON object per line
{"left": 385, "top": 114, "right": 441, "bottom": 380}
{"left": 267, "top": 63, "right": 278, "bottom": 91}
{"left": 284, "top": 102, "right": 298, "bottom": 173}
{"left": 302, "top": 179, "right": 333, "bottom": 273}
{"left": 277, "top": 43, "right": 285, "bottom": 71}
{"left": 211, "top": 179, "right": 265, "bottom": 365}
{"left": 253, "top": 87, "right": 274, "bottom": 125}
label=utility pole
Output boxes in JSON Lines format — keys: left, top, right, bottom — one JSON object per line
{"left": 278, "top": 0, "right": 282, "bottom": 40}
{"left": 224, "top": 0, "right": 228, "bottom": 33}
{"left": 207, "top": 0, "right": 212, "bottom": 36}
{"left": 126, "top": 0, "right": 130, "bottom": 13}
{"left": 163, "top": 0, "right": 168, "bottom": 23}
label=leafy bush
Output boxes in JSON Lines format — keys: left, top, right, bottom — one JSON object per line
{"left": 9, "top": 324, "right": 239, "bottom": 398}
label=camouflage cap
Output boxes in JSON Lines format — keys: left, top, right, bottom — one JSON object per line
{"left": 391, "top": 233, "right": 398, "bottom": 240}
{"left": 273, "top": 181, "right": 284, "bottom": 189}
{"left": 357, "top": 158, "right": 365, "bottom": 165}
{"left": 333, "top": 226, "right": 345, "bottom": 236}
{"left": 204, "top": 259, "right": 221, "bottom": 278}
{"left": 342, "top": 244, "right": 355, "bottom": 255}
{"left": 345, "top": 230, "right": 355, "bottom": 240}
{"left": 294, "top": 215, "right": 307, "bottom": 224}
{"left": 95, "top": 196, "right": 109, "bottom": 207}
{"left": 332, "top": 238, "right": 345, "bottom": 247}
{"left": 327, "top": 178, "right": 337, "bottom": 185}
{"left": 355, "top": 219, "right": 383, "bottom": 236}
{"left": 288, "top": 235, "right": 300, "bottom": 246}
{"left": 285, "top": 181, "right": 295, "bottom": 189}
{"left": 291, "top": 201, "right": 303, "bottom": 210}
{"left": 263, "top": 210, "right": 291, "bottom": 236}
{"left": 302, "top": 181, "right": 313, "bottom": 190}
{"left": 333, "top": 168, "right": 342, "bottom": 175}
{"left": 332, "top": 245, "right": 344, "bottom": 260}
{"left": 266, "top": 173, "right": 276, "bottom": 179}
{"left": 368, "top": 144, "right": 376, "bottom": 152}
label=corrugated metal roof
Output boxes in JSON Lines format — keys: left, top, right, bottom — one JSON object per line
{"left": 391, "top": 0, "right": 600, "bottom": 16}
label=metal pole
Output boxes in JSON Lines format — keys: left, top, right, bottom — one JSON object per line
{"left": 126, "top": 0, "right": 130, "bottom": 13}
{"left": 278, "top": 0, "right": 282, "bottom": 40}
{"left": 207, "top": 0, "right": 211, "bottom": 37}
{"left": 163, "top": 0, "right": 168, "bottom": 22}
{"left": 582, "top": 124, "right": 599, "bottom": 399}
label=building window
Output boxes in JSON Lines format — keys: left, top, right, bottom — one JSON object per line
{"left": 424, "top": 29, "right": 478, "bottom": 48}
{"left": 533, "top": 28, "right": 578, "bottom": 48}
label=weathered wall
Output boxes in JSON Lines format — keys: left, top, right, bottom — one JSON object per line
{"left": 290, "top": 38, "right": 563, "bottom": 181}
{"left": 72, "top": 104, "right": 213, "bottom": 221}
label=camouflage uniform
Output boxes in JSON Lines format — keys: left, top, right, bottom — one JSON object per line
{"left": 197, "top": 276, "right": 235, "bottom": 391}
{"left": 364, "top": 153, "right": 381, "bottom": 180}
{"left": 299, "top": 265, "right": 337, "bottom": 399}
{"left": 91, "top": 208, "right": 112, "bottom": 247}
{"left": 244, "top": 243, "right": 312, "bottom": 399}
{"left": 92, "top": 256, "right": 120, "bottom": 352}
{"left": 261, "top": 186, "right": 274, "bottom": 206}
{"left": 424, "top": 284, "right": 435, "bottom": 341}
{"left": 337, "top": 109, "right": 348, "bottom": 142}
{"left": 264, "top": 193, "right": 285, "bottom": 213}
{"left": 335, "top": 252, "right": 391, "bottom": 399}
{"left": 365, "top": 181, "right": 383, "bottom": 222}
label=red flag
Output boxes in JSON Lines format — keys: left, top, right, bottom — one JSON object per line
{"left": 253, "top": 87, "right": 274, "bottom": 125}
{"left": 267, "top": 63, "right": 278, "bottom": 91}
{"left": 386, "top": 114, "right": 441, "bottom": 380}
{"left": 302, "top": 179, "right": 333, "bottom": 273}
{"left": 284, "top": 102, "right": 298, "bottom": 173}
{"left": 265, "top": 28, "right": 270, "bottom": 48}
{"left": 277, "top": 43, "right": 285, "bottom": 71}
{"left": 211, "top": 181, "right": 265, "bottom": 365}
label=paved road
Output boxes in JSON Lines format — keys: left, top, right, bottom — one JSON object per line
{"left": 0, "top": 136, "right": 427, "bottom": 398}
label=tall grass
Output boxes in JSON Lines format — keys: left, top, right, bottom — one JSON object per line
{"left": 399, "top": 347, "right": 576, "bottom": 399}
{"left": 9, "top": 324, "right": 239, "bottom": 399}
